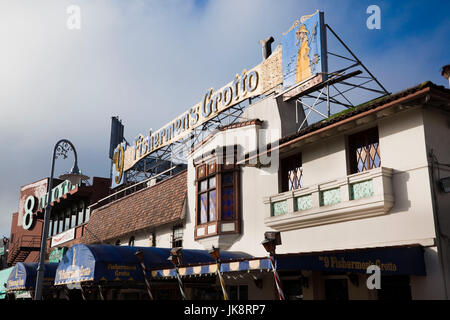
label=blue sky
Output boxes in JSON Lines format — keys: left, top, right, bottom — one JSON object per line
{"left": 0, "top": 0, "right": 449, "bottom": 237}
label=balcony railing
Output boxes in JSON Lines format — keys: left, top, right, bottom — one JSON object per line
{"left": 263, "top": 167, "right": 394, "bottom": 231}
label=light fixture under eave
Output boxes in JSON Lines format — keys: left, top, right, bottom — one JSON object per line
{"left": 59, "top": 164, "right": 90, "bottom": 185}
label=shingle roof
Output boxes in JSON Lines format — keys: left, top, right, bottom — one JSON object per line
{"left": 83, "top": 171, "right": 187, "bottom": 243}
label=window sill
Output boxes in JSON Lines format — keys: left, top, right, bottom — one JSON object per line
{"left": 195, "top": 221, "right": 240, "bottom": 249}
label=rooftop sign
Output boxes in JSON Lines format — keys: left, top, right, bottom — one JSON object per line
{"left": 112, "top": 10, "right": 326, "bottom": 188}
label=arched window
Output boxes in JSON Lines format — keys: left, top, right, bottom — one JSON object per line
{"left": 128, "top": 236, "right": 135, "bottom": 247}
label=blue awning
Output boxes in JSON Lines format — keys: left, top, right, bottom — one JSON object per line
{"left": 6, "top": 262, "right": 59, "bottom": 291}
{"left": 54, "top": 244, "right": 252, "bottom": 285}
{"left": 275, "top": 244, "right": 426, "bottom": 275}
{"left": 152, "top": 245, "right": 426, "bottom": 279}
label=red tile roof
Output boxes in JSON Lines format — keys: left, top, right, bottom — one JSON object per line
{"left": 82, "top": 171, "right": 187, "bottom": 244}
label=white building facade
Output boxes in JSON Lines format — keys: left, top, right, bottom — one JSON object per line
{"left": 180, "top": 81, "right": 450, "bottom": 300}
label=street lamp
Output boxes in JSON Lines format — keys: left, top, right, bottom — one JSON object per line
{"left": 209, "top": 246, "right": 229, "bottom": 300}
{"left": 34, "top": 139, "right": 89, "bottom": 300}
{"left": 261, "top": 231, "right": 285, "bottom": 300}
{"left": 168, "top": 247, "right": 187, "bottom": 300}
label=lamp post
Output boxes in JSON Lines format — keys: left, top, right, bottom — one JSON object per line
{"left": 168, "top": 247, "right": 187, "bottom": 300}
{"left": 209, "top": 246, "right": 229, "bottom": 300}
{"left": 34, "top": 139, "right": 89, "bottom": 300}
{"left": 261, "top": 231, "right": 285, "bottom": 300}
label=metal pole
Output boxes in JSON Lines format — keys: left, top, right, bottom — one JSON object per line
{"left": 326, "top": 84, "right": 330, "bottom": 117}
{"left": 215, "top": 262, "right": 229, "bottom": 300}
{"left": 34, "top": 139, "right": 79, "bottom": 300}
{"left": 138, "top": 260, "right": 154, "bottom": 300}
{"left": 325, "top": 24, "right": 389, "bottom": 95}
{"left": 174, "top": 266, "right": 187, "bottom": 300}
{"left": 98, "top": 285, "right": 105, "bottom": 300}
{"left": 34, "top": 147, "right": 56, "bottom": 300}
{"left": 80, "top": 284, "right": 86, "bottom": 300}
{"left": 268, "top": 254, "right": 285, "bottom": 300}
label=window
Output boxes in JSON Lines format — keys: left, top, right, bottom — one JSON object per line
{"left": 227, "top": 285, "right": 248, "bottom": 300}
{"left": 377, "top": 276, "right": 411, "bottom": 300}
{"left": 282, "top": 279, "right": 303, "bottom": 300}
{"left": 77, "top": 202, "right": 84, "bottom": 225}
{"left": 52, "top": 216, "right": 58, "bottom": 236}
{"left": 348, "top": 127, "right": 381, "bottom": 174}
{"left": 198, "top": 175, "right": 217, "bottom": 224}
{"left": 194, "top": 155, "right": 240, "bottom": 239}
{"left": 149, "top": 233, "right": 156, "bottom": 247}
{"left": 172, "top": 225, "right": 183, "bottom": 247}
{"left": 64, "top": 208, "right": 71, "bottom": 231}
{"left": 48, "top": 220, "right": 53, "bottom": 237}
{"left": 324, "top": 278, "right": 349, "bottom": 300}
{"left": 71, "top": 205, "right": 77, "bottom": 228}
{"left": 58, "top": 212, "right": 64, "bottom": 234}
{"left": 84, "top": 205, "right": 90, "bottom": 223}
{"left": 280, "top": 153, "right": 303, "bottom": 192}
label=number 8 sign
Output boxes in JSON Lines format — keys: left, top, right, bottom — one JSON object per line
{"left": 23, "top": 195, "right": 37, "bottom": 230}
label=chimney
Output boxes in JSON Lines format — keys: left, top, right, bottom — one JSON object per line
{"left": 259, "top": 36, "right": 275, "bottom": 61}
{"left": 441, "top": 64, "right": 450, "bottom": 88}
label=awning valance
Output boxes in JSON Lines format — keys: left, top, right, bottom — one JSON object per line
{"left": 54, "top": 244, "right": 252, "bottom": 285}
{"left": 6, "top": 262, "right": 58, "bottom": 291}
{"left": 275, "top": 244, "right": 426, "bottom": 275}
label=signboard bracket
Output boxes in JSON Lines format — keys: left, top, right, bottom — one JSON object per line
{"left": 283, "top": 21, "right": 390, "bottom": 132}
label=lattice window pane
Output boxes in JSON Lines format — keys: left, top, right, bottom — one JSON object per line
{"left": 221, "top": 186, "right": 235, "bottom": 220}
{"left": 209, "top": 190, "right": 217, "bottom": 221}
{"left": 199, "top": 193, "right": 208, "bottom": 224}
{"left": 349, "top": 127, "right": 381, "bottom": 173}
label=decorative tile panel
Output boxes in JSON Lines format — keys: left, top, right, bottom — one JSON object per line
{"left": 295, "top": 194, "right": 312, "bottom": 211}
{"left": 320, "top": 188, "right": 341, "bottom": 206}
{"left": 350, "top": 180, "right": 374, "bottom": 200}
{"left": 272, "top": 200, "right": 288, "bottom": 216}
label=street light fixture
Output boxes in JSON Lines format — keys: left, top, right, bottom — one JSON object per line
{"left": 34, "top": 139, "right": 89, "bottom": 300}
{"left": 261, "top": 231, "right": 285, "bottom": 300}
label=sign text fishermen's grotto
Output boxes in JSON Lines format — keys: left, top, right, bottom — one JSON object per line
{"left": 114, "top": 47, "right": 282, "bottom": 177}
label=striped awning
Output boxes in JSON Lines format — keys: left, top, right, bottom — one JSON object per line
{"left": 152, "top": 258, "right": 271, "bottom": 278}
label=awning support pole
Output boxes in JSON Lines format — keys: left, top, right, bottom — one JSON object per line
{"left": 174, "top": 266, "right": 187, "bottom": 300}
{"left": 80, "top": 284, "right": 86, "bottom": 301}
{"left": 216, "top": 262, "right": 229, "bottom": 301}
{"left": 98, "top": 285, "right": 105, "bottom": 301}
{"left": 268, "top": 255, "right": 285, "bottom": 300}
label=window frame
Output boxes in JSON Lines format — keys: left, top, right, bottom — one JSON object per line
{"left": 348, "top": 126, "right": 381, "bottom": 174}
{"left": 280, "top": 152, "right": 303, "bottom": 193}
{"left": 172, "top": 225, "right": 184, "bottom": 248}
{"left": 194, "top": 151, "right": 241, "bottom": 240}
